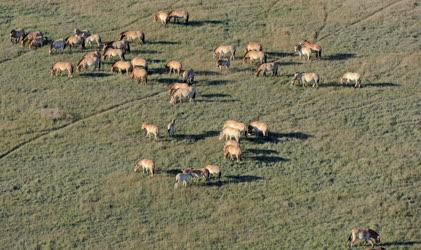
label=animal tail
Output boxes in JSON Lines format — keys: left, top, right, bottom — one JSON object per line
{"left": 81, "top": 38, "right": 86, "bottom": 49}
{"left": 127, "top": 42, "right": 131, "bottom": 53}
{"left": 186, "top": 13, "right": 189, "bottom": 23}
{"left": 70, "top": 64, "right": 74, "bottom": 75}
{"left": 264, "top": 54, "right": 267, "bottom": 63}
{"left": 319, "top": 49, "right": 322, "bottom": 58}
{"left": 141, "top": 33, "right": 145, "bottom": 44}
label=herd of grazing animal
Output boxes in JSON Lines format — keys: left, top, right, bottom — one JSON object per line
{"left": 10, "top": 9, "right": 378, "bottom": 247}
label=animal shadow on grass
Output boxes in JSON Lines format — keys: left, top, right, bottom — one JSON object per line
{"left": 147, "top": 40, "right": 179, "bottom": 45}
{"left": 380, "top": 241, "right": 421, "bottom": 247}
{"left": 323, "top": 53, "right": 355, "bottom": 61}
{"left": 175, "top": 130, "right": 219, "bottom": 142}
{"left": 364, "top": 82, "right": 400, "bottom": 88}
{"left": 195, "top": 70, "right": 221, "bottom": 76}
{"left": 185, "top": 20, "right": 226, "bottom": 27}
{"left": 245, "top": 148, "right": 289, "bottom": 163}
{"left": 320, "top": 82, "right": 400, "bottom": 88}
{"left": 196, "top": 93, "right": 238, "bottom": 103}
{"left": 163, "top": 168, "right": 181, "bottom": 176}
{"left": 134, "top": 49, "right": 160, "bottom": 54}
{"left": 206, "top": 175, "right": 263, "bottom": 187}
{"left": 151, "top": 68, "right": 169, "bottom": 75}
{"left": 247, "top": 131, "right": 312, "bottom": 144}
{"left": 267, "top": 51, "right": 295, "bottom": 58}
{"left": 204, "top": 79, "right": 233, "bottom": 85}
{"left": 148, "top": 59, "right": 165, "bottom": 63}
{"left": 79, "top": 72, "right": 112, "bottom": 78}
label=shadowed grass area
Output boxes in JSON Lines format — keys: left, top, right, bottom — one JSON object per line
{"left": 0, "top": 0, "right": 420, "bottom": 249}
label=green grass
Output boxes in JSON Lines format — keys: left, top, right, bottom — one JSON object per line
{"left": 0, "top": 0, "right": 420, "bottom": 249}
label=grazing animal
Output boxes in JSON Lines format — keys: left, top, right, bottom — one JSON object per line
{"left": 85, "top": 34, "right": 102, "bottom": 47}
{"left": 120, "top": 30, "right": 145, "bottom": 44}
{"left": 103, "top": 40, "right": 130, "bottom": 53}
{"left": 170, "top": 86, "right": 196, "bottom": 105}
{"left": 214, "top": 45, "right": 236, "bottom": 60}
{"left": 245, "top": 42, "right": 263, "bottom": 53}
{"left": 168, "top": 10, "right": 189, "bottom": 24}
{"left": 291, "top": 72, "right": 320, "bottom": 88}
{"left": 133, "top": 159, "right": 155, "bottom": 176}
{"left": 341, "top": 72, "right": 362, "bottom": 88}
{"left": 166, "top": 60, "right": 182, "bottom": 75}
{"left": 130, "top": 68, "right": 148, "bottom": 84}
{"left": 111, "top": 60, "right": 132, "bottom": 74}
{"left": 21, "top": 31, "right": 43, "bottom": 47}
{"left": 167, "top": 119, "right": 176, "bottom": 137}
{"left": 219, "top": 127, "right": 241, "bottom": 142}
{"left": 74, "top": 29, "right": 91, "bottom": 39}
{"left": 217, "top": 59, "right": 230, "bottom": 70}
{"left": 28, "top": 36, "right": 50, "bottom": 50}
{"left": 348, "top": 228, "right": 381, "bottom": 248}
{"left": 204, "top": 165, "right": 221, "bottom": 179}
{"left": 182, "top": 168, "right": 209, "bottom": 180}
{"left": 256, "top": 62, "right": 279, "bottom": 77}
{"left": 51, "top": 62, "right": 74, "bottom": 78}
{"left": 243, "top": 50, "right": 266, "bottom": 64}
{"left": 168, "top": 83, "right": 190, "bottom": 96}
{"left": 224, "top": 139, "right": 240, "bottom": 151}
{"left": 154, "top": 11, "right": 169, "bottom": 25}
{"left": 10, "top": 28, "right": 26, "bottom": 43}
{"left": 294, "top": 44, "right": 312, "bottom": 61}
{"left": 77, "top": 53, "right": 101, "bottom": 72}
{"left": 49, "top": 39, "right": 66, "bottom": 55}
{"left": 103, "top": 47, "right": 125, "bottom": 61}
{"left": 181, "top": 69, "right": 195, "bottom": 84}
{"left": 174, "top": 173, "right": 193, "bottom": 188}
{"left": 224, "top": 145, "right": 241, "bottom": 162}
{"left": 248, "top": 121, "right": 269, "bottom": 137}
{"left": 142, "top": 123, "right": 158, "bottom": 140}
{"left": 65, "top": 35, "right": 85, "bottom": 51}
{"left": 223, "top": 120, "right": 247, "bottom": 137}
{"left": 131, "top": 57, "right": 148, "bottom": 70}
{"left": 301, "top": 40, "right": 322, "bottom": 58}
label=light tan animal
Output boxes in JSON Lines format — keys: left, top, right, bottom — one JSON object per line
{"left": 168, "top": 83, "right": 190, "bottom": 96}
{"left": 120, "top": 30, "right": 145, "bottom": 44}
{"left": 65, "top": 34, "right": 85, "bottom": 51}
{"left": 243, "top": 50, "right": 266, "bottom": 64}
{"left": 154, "top": 11, "right": 169, "bottom": 25}
{"left": 214, "top": 45, "right": 236, "bottom": 60}
{"left": 256, "top": 62, "right": 279, "bottom": 77}
{"left": 131, "top": 57, "right": 148, "bottom": 70}
{"left": 348, "top": 228, "right": 381, "bottom": 248}
{"left": 85, "top": 34, "right": 101, "bottom": 47}
{"left": 223, "top": 120, "right": 247, "bottom": 136}
{"left": 103, "top": 47, "right": 125, "bottom": 61}
{"left": 111, "top": 60, "right": 132, "bottom": 74}
{"left": 224, "top": 145, "right": 241, "bottom": 162}
{"left": 341, "top": 72, "right": 362, "bottom": 88}
{"left": 168, "top": 10, "right": 189, "bottom": 24}
{"left": 245, "top": 42, "right": 263, "bottom": 53}
{"left": 130, "top": 68, "right": 148, "bottom": 84}
{"left": 21, "top": 31, "right": 43, "bottom": 47}
{"left": 51, "top": 62, "right": 74, "bottom": 78}
{"left": 301, "top": 40, "right": 322, "bottom": 58}
{"left": 224, "top": 139, "right": 240, "bottom": 151}
{"left": 77, "top": 53, "right": 101, "bottom": 72}
{"left": 291, "top": 72, "right": 320, "bottom": 88}
{"left": 204, "top": 165, "right": 221, "bottom": 179}
{"left": 166, "top": 60, "right": 182, "bottom": 75}
{"left": 142, "top": 123, "right": 158, "bottom": 139}
{"left": 248, "top": 121, "right": 269, "bottom": 137}
{"left": 219, "top": 127, "right": 241, "bottom": 142}
{"left": 294, "top": 44, "right": 312, "bottom": 61}
{"left": 170, "top": 86, "right": 196, "bottom": 105}
{"left": 133, "top": 159, "right": 155, "bottom": 176}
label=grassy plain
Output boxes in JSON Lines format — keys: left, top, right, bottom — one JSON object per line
{"left": 0, "top": 0, "right": 420, "bottom": 248}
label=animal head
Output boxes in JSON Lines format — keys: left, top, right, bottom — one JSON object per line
{"left": 133, "top": 164, "right": 141, "bottom": 172}
{"left": 340, "top": 77, "right": 346, "bottom": 84}
{"left": 294, "top": 44, "right": 301, "bottom": 52}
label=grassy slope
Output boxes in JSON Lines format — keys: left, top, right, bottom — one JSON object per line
{"left": 0, "top": 0, "right": 420, "bottom": 248}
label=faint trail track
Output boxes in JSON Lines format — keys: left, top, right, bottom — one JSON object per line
{"left": 0, "top": 91, "right": 165, "bottom": 160}
{"left": 318, "top": 0, "right": 406, "bottom": 41}
{"left": 313, "top": 4, "right": 328, "bottom": 41}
